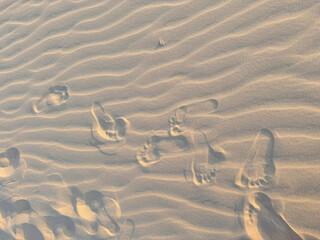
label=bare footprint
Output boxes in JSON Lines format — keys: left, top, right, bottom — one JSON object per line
{"left": 184, "top": 130, "right": 226, "bottom": 185}
{"left": 91, "top": 102, "right": 130, "bottom": 154}
{"left": 32, "top": 86, "right": 69, "bottom": 114}
{"left": 169, "top": 99, "right": 218, "bottom": 136}
{"left": 136, "top": 131, "right": 189, "bottom": 167}
{"left": 0, "top": 148, "right": 25, "bottom": 185}
{"left": 235, "top": 129, "right": 276, "bottom": 189}
{"left": 70, "top": 187, "right": 120, "bottom": 238}
{"left": 243, "top": 192, "right": 303, "bottom": 240}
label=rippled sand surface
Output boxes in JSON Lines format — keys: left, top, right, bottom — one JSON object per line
{"left": 0, "top": 0, "right": 320, "bottom": 239}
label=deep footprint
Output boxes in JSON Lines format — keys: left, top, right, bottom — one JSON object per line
{"left": 184, "top": 130, "right": 226, "bottom": 185}
{"left": 70, "top": 187, "right": 120, "bottom": 238}
{"left": 235, "top": 128, "right": 276, "bottom": 189}
{"left": 136, "top": 133, "right": 189, "bottom": 167}
{"left": 0, "top": 147, "right": 24, "bottom": 185}
{"left": 91, "top": 102, "right": 130, "bottom": 153}
{"left": 243, "top": 192, "right": 303, "bottom": 240}
{"left": 32, "top": 85, "right": 69, "bottom": 113}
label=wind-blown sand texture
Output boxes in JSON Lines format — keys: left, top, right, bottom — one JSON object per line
{"left": 1, "top": 0, "right": 320, "bottom": 239}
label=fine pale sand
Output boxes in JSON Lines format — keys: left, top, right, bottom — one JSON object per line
{"left": 0, "top": 0, "right": 320, "bottom": 239}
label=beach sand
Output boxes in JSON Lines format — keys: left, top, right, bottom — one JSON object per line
{"left": 0, "top": 0, "right": 320, "bottom": 239}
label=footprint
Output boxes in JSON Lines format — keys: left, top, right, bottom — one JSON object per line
{"left": 32, "top": 85, "right": 69, "bottom": 113}
{"left": 169, "top": 99, "right": 218, "bottom": 136}
{"left": 70, "top": 187, "right": 120, "bottom": 238}
{"left": 136, "top": 132, "right": 189, "bottom": 167}
{"left": 91, "top": 102, "right": 130, "bottom": 153}
{"left": 235, "top": 128, "right": 276, "bottom": 189}
{"left": 184, "top": 130, "right": 226, "bottom": 185}
{"left": 243, "top": 192, "right": 303, "bottom": 240}
{"left": 0, "top": 148, "right": 25, "bottom": 185}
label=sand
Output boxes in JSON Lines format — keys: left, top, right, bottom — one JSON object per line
{"left": 0, "top": 0, "right": 320, "bottom": 239}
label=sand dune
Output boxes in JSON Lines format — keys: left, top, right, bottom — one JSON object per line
{"left": 0, "top": 0, "right": 320, "bottom": 239}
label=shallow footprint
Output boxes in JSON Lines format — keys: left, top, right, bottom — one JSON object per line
{"left": 184, "top": 130, "right": 226, "bottom": 185}
{"left": 0, "top": 148, "right": 25, "bottom": 185}
{"left": 136, "top": 132, "right": 189, "bottom": 167}
{"left": 169, "top": 99, "right": 218, "bottom": 136}
{"left": 235, "top": 128, "right": 276, "bottom": 189}
{"left": 32, "top": 85, "right": 69, "bottom": 114}
{"left": 243, "top": 192, "right": 303, "bottom": 240}
{"left": 91, "top": 102, "right": 130, "bottom": 154}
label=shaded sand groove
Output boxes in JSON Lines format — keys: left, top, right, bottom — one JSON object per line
{"left": 0, "top": 0, "right": 320, "bottom": 239}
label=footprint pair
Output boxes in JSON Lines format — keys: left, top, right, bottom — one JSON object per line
{"left": 70, "top": 188, "right": 134, "bottom": 239}
{"left": 136, "top": 99, "right": 225, "bottom": 185}
{"left": 236, "top": 129, "right": 303, "bottom": 240}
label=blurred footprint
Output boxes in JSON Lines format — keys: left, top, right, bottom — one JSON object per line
{"left": 32, "top": 85, "right": 69, "bottom": 113}
{"left": 243, "top": 192, "right": 303, "bottom": 240}
{"left": 169, "top": 99, "right": 218, "bottom": 136}
{"left": 14, "top": 223, "right": 44, "bottom": 240}
{"left": 0, "top": 229, "right": 15, "bottom": 240}
{"left": 117, "top": 218, "right": 135, "bottom": 240}
{"left": 45, "top": 214, "right": 75, "bottom": 239}
{"left": 91, "top": 102, "right": 130, "bottom": 154}
{"left": 0, "top": 148, "right": 25, "bottom": 186}
{"left": 235, "top": 129, "right": 276, "bottom": 189}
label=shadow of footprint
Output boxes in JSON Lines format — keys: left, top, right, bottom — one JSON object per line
{"left": 15, "top": 223, "right": 44, "bottom": 240}
{"left": 13, "top": 199, "right": 33, "bottom": 216}
{"left": 45, "top": 214, "right": 75, "bottom": 239}
{"left": 235, "top": 128, "right": 276, "bottom": 189}
{"left": 32, "top": 85, "right": 69, "bottom": 114}
{"left": 0, "top": 229, "right": 15, "bottom": 240}
{"left": 243, "top": 192, "right": 303, "bottom": 240}
{"left": 0, "top": 148, "right": 25, "bottom": 186}
{"left": 91, "top": 102, "right": 130, "bottom": 154}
